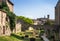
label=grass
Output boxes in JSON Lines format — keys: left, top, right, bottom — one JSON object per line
{"left": 0, "top": 36, "right": 21, "bottom": 41}
{"left": 0, "top": 29, "right": 42, "bottom": 41}
{"left": 0, "top": 34, "right": 42, "bottom": 41}
{"left": 0, "top": 36, "right": 28, "bottom": 41}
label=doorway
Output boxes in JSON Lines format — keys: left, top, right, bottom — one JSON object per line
{"left": 3, "top": 26, "right": 5, "bottom": 34}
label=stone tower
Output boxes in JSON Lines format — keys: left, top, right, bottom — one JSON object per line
{"left": 6, "top": 0, "right": 14, "bottom": 12}
{"left": 0, "top": 0, "right": 14, "bottom": 36}
{"left": 0, "top": 0, "right": 14, "bottom": 12}
{"left": 55, "top": 0, "right": 60, "bottom": 25}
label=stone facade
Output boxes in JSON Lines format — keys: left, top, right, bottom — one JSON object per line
{"left": 0, "top": 0, "right": 13, "bottom": 12}
{"left": 15, "top": 19, "right": 22, "bottom": 33}
{"left": 43, "top": 0, "right": 60, "bottom": 40}
{"left": 33, "top": 15, "right": 50, "bottom": 25}
{"left": 0, "top": 0, "right": 14, "bottom": 36}
{"left": 43, "top": 25, "right": 60, "bottom": 41}
{"left": 0, "top": 10, "right": 11, "bottom": 36}
{"left": 55, "top": 0, "right": 60, "bottom": 25}
{"left": 6, "top": 0, "right": 14, "bottom": 12}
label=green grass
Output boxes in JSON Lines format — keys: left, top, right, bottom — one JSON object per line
{"left": 0, "top": 36, "right": 29, "bottom": 41}
{"left": 0, "top": 32, "right": 43, "bottom": 41}
{"left": 0, "top": 34, "right": 42, "bottom": 41}
{"left": 0, "top": 36, "right": 21, "bottom": 41}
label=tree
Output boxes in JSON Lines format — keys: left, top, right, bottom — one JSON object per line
{"left": 44, "top": 20, "right": 54, "bottom": 25}
{"left": 7, "top": 12, "right": 16, "bottom": 31}
{"left": 16, "top": 16, "right": 33, "bottom": 24}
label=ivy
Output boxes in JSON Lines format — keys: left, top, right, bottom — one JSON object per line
{"left": 7, "top": 12, "right": 16, "bottom": 31}
{"left": 1, "top": 2, "right": 16, "bottom": 31}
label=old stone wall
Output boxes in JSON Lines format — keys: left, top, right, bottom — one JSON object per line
{"left": 6, "top": 0, "right": 13, "bottom": 12}
{"left": 0, "top": 10, "right": 11, "bottom": 36}
{"left": 43, "top": 25, "right": 60, "bottom": 40}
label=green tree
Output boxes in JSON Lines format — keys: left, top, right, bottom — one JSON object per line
{"left": 7, "top": 12, "right": 16, "bottom": 31}
{"left": 44, "top": 20, "right": 54, "bottom": 25}
{"left": 17, "top": 16, "right": 33, "bottom": 24}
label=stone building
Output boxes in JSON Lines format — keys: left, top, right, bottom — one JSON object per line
{"left": 55, "top": 0, "right": 60, "bottom": 25}
{"left": 33, "top": 15, "right": 50, "bottom": 25}
{"left": 15, "top": 19, "right": 22, "bottom": 33}
{"left": 43, "top": 25, "right": 60, "bottom": 41}
{"left": 6, "top": 0, "right": 14, "bottom": 12}
{"left": 55, "top": 0, "right": 60, "bottom": 40}
{"left": 0, "top": 0, "right": 13, "bottom": 12}
{"left": 0, "top": 10, "right": 11, "bottom": 36}
{"left": 0, "top": 0, "right": 14, "bottom": 36}
{"left": 43, "top": 0, "right": 60, "bottom": 41}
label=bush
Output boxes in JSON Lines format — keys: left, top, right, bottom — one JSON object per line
{"left": 11, "top": 33, "right": 24, "bottom": 39}
{"left": 30, "top": 38, "right": 35, "bottom": 41}
{"left": 36, "top": 36, "right": 39, "bottom": 38}
{"left": 16, "top": 16, "right": 33, "bottom": 24}
{"left": 25, "top": 35, "right": 29, "bottom": 38}
{"left": 40, "top": 37, "right": 43, "bottom": 40}
{"left": 20, "top": 36, "right": 24, "bottom": 39}
{"left": 20, "top": 33, "right": 22, "bottom": 35}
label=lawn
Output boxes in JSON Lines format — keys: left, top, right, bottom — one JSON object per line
{"left": 0, "top": 36, "right": 23, "bottom": 41}
{"left": 0, "top": 29, "right": 43, "bottom": 41}
{"left": 0, "top": 34, "right": 42, "bottom": 41}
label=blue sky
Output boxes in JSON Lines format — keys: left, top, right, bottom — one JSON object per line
{"left": 11, "top": 0, "right": 58, "bottom": 19}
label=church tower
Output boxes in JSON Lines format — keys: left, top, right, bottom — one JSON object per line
{"left": 55, "top": 0, "right": 60, "bottom": 25}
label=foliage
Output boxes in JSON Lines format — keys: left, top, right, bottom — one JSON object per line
{"left": 44, "top": 20, "right": 54, "bottom": 25}
{"left": 1, "top": 2, "right": 16, "bottom": 31}
{"left": 0, "top": 2, "right": 9, "bottom": 11}
{"left": 7, "top": 12, "right": 16, "bottom": 31}
{"left": 17, "top": 16, "right": 33, "bottom": 24}
{"left": 0, "top": 35, "right": 41, "bottom": 41}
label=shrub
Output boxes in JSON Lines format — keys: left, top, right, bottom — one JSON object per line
{"left": 30, "top": 38, "right": 35, "bottom": 41}
{"left": 25, "top": 35, "right": 29, "bottom": 38}
{"left": 21, "top": 36, "right": 24, "bottom": 39}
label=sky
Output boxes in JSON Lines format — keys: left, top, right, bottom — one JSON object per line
{"left": 11, "top": 0, "right": 58, "bottom": 19}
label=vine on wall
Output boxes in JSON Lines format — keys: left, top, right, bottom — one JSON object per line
{"left": 1, "top": 2, "right": 16, "bottom": 31}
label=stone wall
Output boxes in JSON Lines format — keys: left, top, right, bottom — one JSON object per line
{"left": 15, "top": 21, "right": 22, "bottom": 33}
{"left": 55, "top": 0, "right": 60, "bottom": 25}
{"left": 43, "top": 25, "right": 60, "bottom": 40}
{"left": 0, "top": 10, "right": 6, "bottom": 35}
{"left": 21, "top": 23, "right": 40, "bottom": 31}
{"left": 0, "top": 10, "right": 11, "bottom": 36}
{"left": 6, "top": 0, "right": 14, "bottom": 12}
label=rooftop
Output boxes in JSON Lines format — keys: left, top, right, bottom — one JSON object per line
{"left": 8, "top": 0, "right": 14, "bottom": 5}
{"left": 55, "top": 0, "right": 60, "bottom": 7}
